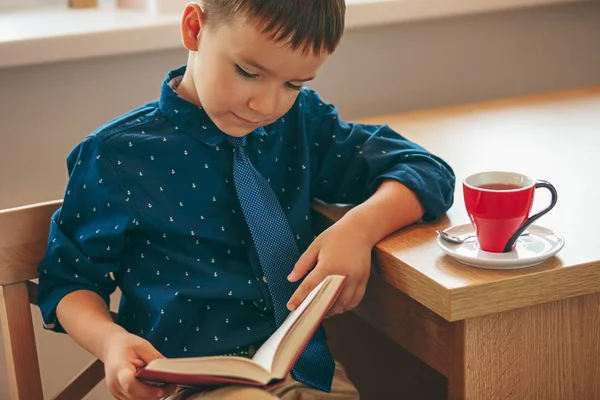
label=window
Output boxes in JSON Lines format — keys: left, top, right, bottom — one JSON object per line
{"left": 0, "top": 0, "right": 64, "bottom": 10}
{"left": 0, "top": 0, "right": 116, "bottom": 11}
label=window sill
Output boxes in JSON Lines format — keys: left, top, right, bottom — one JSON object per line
{"left": 0, "top": 0, "right": 584, "bottom": 69}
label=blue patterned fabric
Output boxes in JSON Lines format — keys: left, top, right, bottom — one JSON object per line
{"left": 227, "top": 135, "right": 335, "bottom": 390}
{"left": 37, "top": 65, "right": 455, "bottom": 391}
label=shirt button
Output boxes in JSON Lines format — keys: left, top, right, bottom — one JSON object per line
{"left": 262, "top": 276, "right": 268, "bottom": 284}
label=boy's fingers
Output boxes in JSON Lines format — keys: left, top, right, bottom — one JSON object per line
{"left": 119, "top": 365, "right": 165, "bottom": 400}
{"left": 127, "top": 379, "right": 166, "bottom": 400}
{"left": 137, "top": 341, "right": 165, "bottom": 364}
{"left": 288, "top": 243, "right": 319, "bottom": 282}
{"left": 287, "top": 270, "right": 323, "bottom": 311}
{"left": 326, "top": 284, "right": 356, "bottom": 317}
{"left": 348, "top": 283, "right": 367, "bottom": 311}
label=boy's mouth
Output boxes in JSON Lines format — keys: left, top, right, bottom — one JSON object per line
{"left": 233, "top": 113, "right": 264, "bottom": 127}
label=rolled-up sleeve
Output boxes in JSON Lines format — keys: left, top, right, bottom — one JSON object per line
{"left": 305, "top": 89, "right": 455, "bottom": 221}
{"left": 37, "top": 137, "right": 133, "bottom": 332}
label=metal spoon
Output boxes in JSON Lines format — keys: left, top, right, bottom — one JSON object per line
{"left": 436, "top": 229, "right": 529, "bottom": 244}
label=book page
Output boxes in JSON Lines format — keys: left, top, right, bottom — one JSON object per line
{"left": 138, "top": 355, "right": 272, "bottom": 385}
{"left": 250, "top": 278, "right": 329, "bottom": 373}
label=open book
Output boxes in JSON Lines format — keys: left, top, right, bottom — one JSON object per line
{"left": 136, "top": 274, "right": 346, "bottom": 388}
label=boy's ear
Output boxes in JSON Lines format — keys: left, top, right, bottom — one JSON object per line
{"left": 181, "top": 2, "right": 205, "bottom": 51}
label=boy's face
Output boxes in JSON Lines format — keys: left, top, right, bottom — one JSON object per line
{"left": 183, "top": 10, "right": 329, "bottom": 137}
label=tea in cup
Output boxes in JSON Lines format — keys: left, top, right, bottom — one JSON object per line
{"left": 463, "top": 171, "right": 558, "bottom": 253}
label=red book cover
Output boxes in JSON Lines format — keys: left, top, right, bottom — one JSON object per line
{"left": 135, "top": 275, "right": 346, "bottom": 389}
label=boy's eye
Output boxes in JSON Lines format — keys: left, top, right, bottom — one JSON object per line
{"left": 285, "top": 82, "right": 303, "bottom": 91}
{"left": 236, "top": 65, "right": 259, "bottom": 79}
{"left": 236, "top": 64, "right": 302, "bottom": 91}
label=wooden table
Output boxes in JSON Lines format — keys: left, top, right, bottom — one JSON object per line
{"left": 317, "top": 87, "right": 600, "bottom": 400}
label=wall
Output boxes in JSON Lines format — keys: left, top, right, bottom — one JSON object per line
{"left": 1, "top": 1, "right": 599, "bottom": 398}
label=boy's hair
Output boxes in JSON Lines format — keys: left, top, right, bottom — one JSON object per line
{"left": 201, "top": 0, "right": 345, "bottom": 55}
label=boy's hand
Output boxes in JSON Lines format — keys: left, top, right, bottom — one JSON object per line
{"left": 287, "top": 218, "right": 374, "bottom": 317}
{"left": 102, "top": 331, "right": 176, "bottom": 400}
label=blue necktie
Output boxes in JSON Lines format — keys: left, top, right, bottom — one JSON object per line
{"left": 226, "top": 135, "right": 335, "bottom": 392}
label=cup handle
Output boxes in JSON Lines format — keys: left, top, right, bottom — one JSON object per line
{"left": 502, "top": 180, "right": 558, "bottom": 253}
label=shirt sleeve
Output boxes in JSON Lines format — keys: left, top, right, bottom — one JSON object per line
{"left": 304, "top": 89, "right": 456, "bottom": 221}
{"left": 37, "top": 136, "right": 133, "bottom": 333}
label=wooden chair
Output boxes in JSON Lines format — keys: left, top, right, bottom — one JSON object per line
{"left": 0, "top": 200, "right": 105, "bottom": 400}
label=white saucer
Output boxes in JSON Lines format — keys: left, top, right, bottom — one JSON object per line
{"left": 436, "top": 223, "right": 565, "bottom": 270}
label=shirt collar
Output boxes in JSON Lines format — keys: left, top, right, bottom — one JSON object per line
{"left": 159, "top": 66, "right": 267, "bottom": 146}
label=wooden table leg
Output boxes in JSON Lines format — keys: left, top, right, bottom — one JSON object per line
{"left": 449, "top": 291, "right": 600, "bottom": 400}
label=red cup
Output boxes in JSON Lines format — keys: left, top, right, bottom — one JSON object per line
{"left": 463, "top": 171, "right": 558, "bottom": 253}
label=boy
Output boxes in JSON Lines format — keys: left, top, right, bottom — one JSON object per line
{"left": 37, "top": 1, "right": 455, "bottom": 399}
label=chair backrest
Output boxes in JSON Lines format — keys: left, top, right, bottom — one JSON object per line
{"left": 0, "top": 200, "right": 105, "bottom": 400}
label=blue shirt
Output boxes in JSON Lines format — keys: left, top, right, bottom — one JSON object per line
{"left": 38, "top": 66, "right": 455, "bottom": 360}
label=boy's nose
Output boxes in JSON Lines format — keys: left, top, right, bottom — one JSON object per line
{"left": 248, "top": 92, "right": 278, "bottom": 118}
